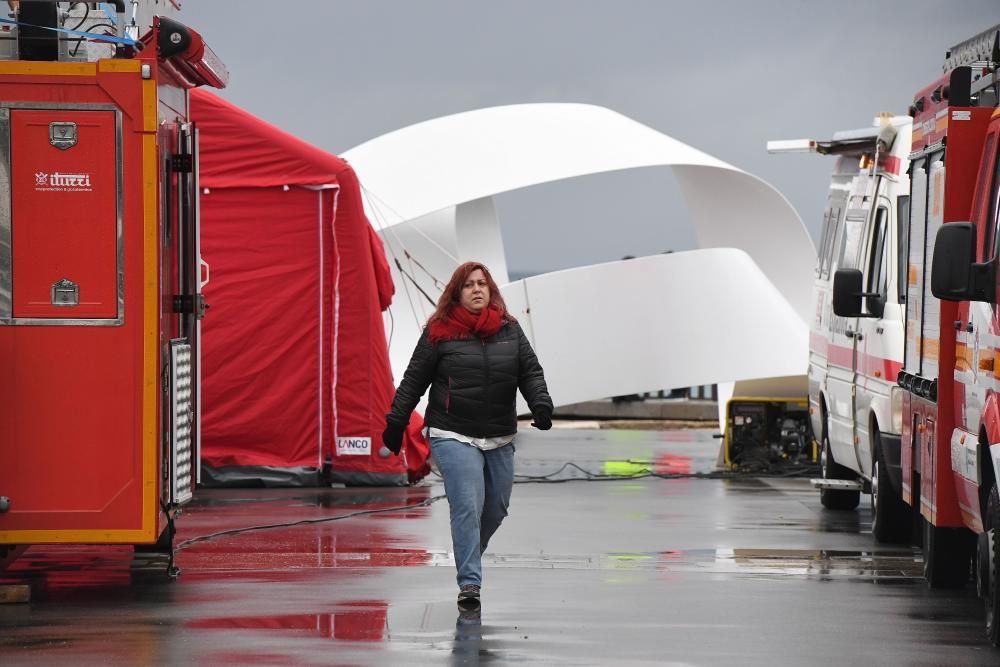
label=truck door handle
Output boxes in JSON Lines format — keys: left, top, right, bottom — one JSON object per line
{"left": 967, "top": 322, "right": 974, "bottom": 333}
{"left": 955, "top": 320, "right": 963, "bottom": 330}
{"left": 200, "top": 258, "right": 211, "bottom": 289}
{"left": 876, "top": 326, "right": 884, "bottom": 334}
{"left": 855, "top": 333, "right": 863, "bottom": 341}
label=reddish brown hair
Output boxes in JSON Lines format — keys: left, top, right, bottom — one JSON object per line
{"left": 427, "top": 262, "right": 515, "bottom": 328}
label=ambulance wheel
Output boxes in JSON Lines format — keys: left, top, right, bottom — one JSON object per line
{"left": 923, "top": 517, "right": 973, "bottom": 588}
{"left": 871, "top": 425, "right": 909, "bottom": 543}
{"left": 980, "top": 483, "right": 1000, "bottom": 646}
{"left": 820, "top": 419, "right": 859, "bottom": 510}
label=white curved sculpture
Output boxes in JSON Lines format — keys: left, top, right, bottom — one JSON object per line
{"left": 342, "top": 103, "right": 814, "bottom": 407}
{"left": 503, "top": 250, "right": 807, "bottom": 412}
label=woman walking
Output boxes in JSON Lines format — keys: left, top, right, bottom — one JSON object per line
{"left": 382, "top": 261, "right": 553, "bottom": 607}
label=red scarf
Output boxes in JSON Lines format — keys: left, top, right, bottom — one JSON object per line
{"left": 429, "top": 304, "right": 504, "bottom": 343}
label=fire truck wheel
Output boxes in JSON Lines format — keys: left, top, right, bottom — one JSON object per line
{"left": 820, "top": 422, "right": 859, "bottom": 510}
{"left": 982, "top": 483, "right": 1000, "bottom": 646}
{"left": 134, "top": 521, "right": 175, "bottom": 554}
{"left": 923, "top": 518, "right": 974, "bottom": 588}
{"left": 131, "top": 523, "right": 178, "bottom": 581}
{"left": 871, "top": 426, "right": 909, "bottom": 543}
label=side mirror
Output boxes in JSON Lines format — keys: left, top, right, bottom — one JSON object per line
{"left": 833, "top": 269, "right": 876, "bottom": 317}
{"left": 931, "top": 222, "right": 995, "bottom": 302}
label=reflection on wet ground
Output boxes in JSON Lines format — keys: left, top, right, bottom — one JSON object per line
{"left": 1, "top": 428, "right": 997, "bottom": 665}
{"left": 186, "top": 603, "right": 389, "bottom": 641}
{"left": 482, "top": 546, "right": 925, "bottom": 581}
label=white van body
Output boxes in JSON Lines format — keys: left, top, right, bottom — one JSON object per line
{"left": 771, "top": 116, "right": 912, "bottom": 520}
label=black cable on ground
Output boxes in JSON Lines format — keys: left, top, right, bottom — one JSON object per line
{"left": 176, "top": 462, "right": 818, "bottom": 550}
{"left": 174, "top": 494, "right": 447, "bottom": 552}
{"left": 506, "top": 461, "right": 819, "bottom": 483}
{"left": 423, "top": 461, "right": 818, "bottom": 483}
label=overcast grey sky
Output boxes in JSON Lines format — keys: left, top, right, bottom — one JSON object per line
{"left": 182, "top": 1, "right": 996, "bottom": 275}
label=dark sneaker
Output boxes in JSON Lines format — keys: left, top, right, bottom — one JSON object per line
{"left": 457, "top": 584, "right": 481, "bottom": 606}
{"left": 457, "top": 606, "right": 482, "bottom": 623}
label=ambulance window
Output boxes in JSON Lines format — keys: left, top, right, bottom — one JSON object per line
{"left": 822, "top": 206, "right": 843, "bottom": 279}
{"left": 816, "top": 209, "right": 829, "bottom": 274}
{"left": 838, "top": 214, "right": 866, "bottom": 270}
{"left": 897, "top": 195, "right": 909, "bottom": 303}
{"left": 867, "top": 207, "right": 888, "bottom": 297}
{"left": 816, "top": 209, "right": 831, "bottom": 275}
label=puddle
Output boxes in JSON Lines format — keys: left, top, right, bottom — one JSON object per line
{"left": 186, "top": 602, "right": 388, "bottom": 641}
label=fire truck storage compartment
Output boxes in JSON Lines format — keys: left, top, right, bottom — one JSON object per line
{"left": 0, "top": 103, "right": 137, "bottom": 534}
{"left": 9, "top": 108, "right": 119, "bottom": 320}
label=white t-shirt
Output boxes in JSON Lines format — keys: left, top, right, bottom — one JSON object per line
{"left": 427, "top": 426, "right": 515, "bottom": 451}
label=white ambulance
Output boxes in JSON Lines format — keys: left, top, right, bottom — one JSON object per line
{"left": 769, "top": 114, "right": 913, "bottom": 541}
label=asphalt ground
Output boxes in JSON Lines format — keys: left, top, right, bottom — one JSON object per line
{"left": 1, "top": 427, "right": 997, "bottom": 665}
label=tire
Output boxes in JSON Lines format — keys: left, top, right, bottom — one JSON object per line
{"left": 871, "top": 424, "right": 910, "bottom": 543}
{"left": 820, "top": 415, "right": 860, "bottom": 510}
{"left": 980, "top": 483, "right": 1000, "bottom": 646}
{"left": 923, "top": 517, "right": 974, "bottom": 588}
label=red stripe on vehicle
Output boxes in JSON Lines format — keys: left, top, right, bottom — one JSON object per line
{"left": 810, "top": 331, "right": 828, "bottom": 357}
{"left": 881, "top": 155, "right": 901, "bottom": 176}
{"left": 827, "top": 343, "right": 854, "bottom": 368}
{"left": 820, "top": 340, "right": 902, "bottom": 382}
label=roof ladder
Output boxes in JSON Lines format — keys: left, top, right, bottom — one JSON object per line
{"left": 943, "top": 24, "right": 1000, "bottom": 72}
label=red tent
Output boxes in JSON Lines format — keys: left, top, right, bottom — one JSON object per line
{"left": 191, "top": 90, "right": 428, "bottom": 486}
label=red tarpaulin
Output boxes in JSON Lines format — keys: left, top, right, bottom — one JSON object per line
{"left": 191, "top": 90, "right": 428, "bottom": 486}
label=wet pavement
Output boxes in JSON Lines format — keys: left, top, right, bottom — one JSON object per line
{"left": 1, "top": 427, "right": 998, "bottom": 665}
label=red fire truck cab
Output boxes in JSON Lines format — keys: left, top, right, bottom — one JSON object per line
{"left": 0, "top": 13, "right": 226, "bottom": 574}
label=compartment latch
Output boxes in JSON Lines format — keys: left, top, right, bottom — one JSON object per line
{"left": 51, "top": 278, "right": 79, "bottom": 306}
{"left": 49, "top": 122, "right": 77, "bottom": 150}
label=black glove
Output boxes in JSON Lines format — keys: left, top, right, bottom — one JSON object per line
{"left": 382, "top": 420, "right": 405, "bottom": 456}
{"left": 531, "top": 406, "right": 552, "bottom": 431}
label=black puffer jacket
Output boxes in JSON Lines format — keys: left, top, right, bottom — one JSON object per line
{"left": 387, "top": 321, "right": 552, "bottom": 438}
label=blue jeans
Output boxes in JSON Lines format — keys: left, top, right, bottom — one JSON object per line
{"left": 429, "top": 437, "right": 515, "bottom": 588}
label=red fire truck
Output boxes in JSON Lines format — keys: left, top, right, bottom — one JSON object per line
{"left": 835, "top": 24, "right": 1000, "bottom": 643}
{"left": 0, "top": 4, "right": 226, "bottom": 574}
